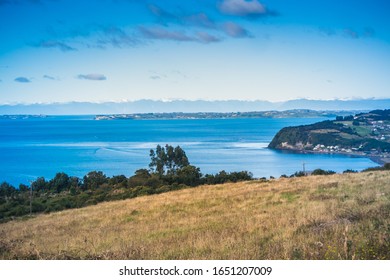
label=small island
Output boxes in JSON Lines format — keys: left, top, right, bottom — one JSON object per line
{"left": 269, "top": 109, "right": 390, "bottom": 164}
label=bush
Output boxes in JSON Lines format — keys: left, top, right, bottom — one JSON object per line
{"left": 109, "top": 175, "right": 128, "bottom": 187}
{"left": 291, "top": 171, "right": 306, "bottom": 177}
{"left": 49, "top": 172, "right": 70, "bottom": 193}
{"left": 343, "top": 169, "right": 358, "bottom": 173}
{"left": 0, "top": 182, "right": 17, "bottom": 198}
{"left": 311, "top": 169, "right": 336, "bottom": 176}
{"left": 175, "top": 165, "right": 202, "bottom": 186}
{"left": 83, "top": 171, "right": 108, "bottom": 190}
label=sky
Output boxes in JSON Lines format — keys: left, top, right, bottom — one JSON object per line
{"left": 0, "top": 0, "right": 389, "bottom": 104}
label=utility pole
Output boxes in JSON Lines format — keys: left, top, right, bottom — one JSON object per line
{"left": 29, "top": 180, "right": 33, "bottom": 216}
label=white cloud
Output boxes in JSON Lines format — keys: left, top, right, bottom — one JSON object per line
{"left": 14, "top": 77, "right": 31, "bottom": 83}
{"left": 43, "top": 75, "right": 57, "bottom": 80}
{"left": 37, "top": 40, "right": 77, "bottom": 52}
{"left": 219, "top": 0, "right": 267, "bottom": 16}
{"left": 196, "top": 32, "right": 221, "bottom": 43}
{"left": 223, "top": 22, "right": 250, "bottom": 38}
{"left": 139, "top": 26, "right": 194, "bottom": 42}
{"left": 77, "top": 74, "right": 107, "bottom": 81}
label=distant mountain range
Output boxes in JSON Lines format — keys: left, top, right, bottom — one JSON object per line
{"left": 1, "top": 99, "right": 390, "bottom": 115}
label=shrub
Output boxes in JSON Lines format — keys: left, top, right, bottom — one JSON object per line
{"left": 292, "top": 171, "right": 306, "bottom": 177}
{"left": 343, "top": 169, "right": 358, "bottom": 173}
{"left": 312, "top": 169, "right": 336, "bottom": 176}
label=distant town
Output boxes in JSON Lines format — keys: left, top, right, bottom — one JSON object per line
{"left": 94, "top": 110, "right": 362, "bottom": 120}
{"left": 0, "top": 114, "right": 48, "bottom": 120}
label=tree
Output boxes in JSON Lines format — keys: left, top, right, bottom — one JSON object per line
{"left": 49, "top": 172, "right": 70, "bottom": 193}
{"left": 149, "top": 145, "right": 166, "bottom": 175}
{"left": 83, "top": 171, "right": 108, "bottom": 190}
{"left": 0, "top": 182, "right": 17, "bottom": 199}
{"left": 128, "top": 169, "right": 162, "bottom": 188}
{"left": 176, "top": 165, "right": 202, "bottom": 186}
{"left": 135, "top": 168, "right": 151, "bottom": 177}
{"left": 149, "top": 144, "right": 189, "bottom": 175}
{"left": 31, "top": 177, "right": 48, "bottom": 193}
{"left": 69, "top": 176, "right": 81, "bottom": 189}
{"left": 171, "top": 145, "right": 190, "bottom": 173}
{"left": 213, "top": 170, "right": 228, "bottom": 184}
{"left": 109, "top": 175, "right": 128, "bottom": 187}
{"left": 19, "top": 184, "right": 29, "bottom": 192}
{"left": 344, "top": 115, "right": 354, "bottom": 121}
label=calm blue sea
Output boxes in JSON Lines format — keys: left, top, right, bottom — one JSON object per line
{"left": 0, "top": 116, "right": 378, "bottom": 186}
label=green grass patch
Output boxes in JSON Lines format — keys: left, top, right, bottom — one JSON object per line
{"left": 280, "top": 192, "right": 299, "bottom": 203}
{"left": 353, "top": 126, "right": 372, "bottom": 137}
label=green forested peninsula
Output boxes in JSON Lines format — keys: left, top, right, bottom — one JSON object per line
{"left": 268, "top": 109, "right": 390, "bottom": 158}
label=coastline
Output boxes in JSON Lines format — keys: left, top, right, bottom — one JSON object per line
{"left": 368, "top": 155, "right": 390, "bottom": 165}
{"left": 271, "top": 148, "right": 390, "bottom": 166}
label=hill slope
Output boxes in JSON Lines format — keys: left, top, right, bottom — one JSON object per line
{"left": 1, "top": 171, "right": 390, "bottom": 260}
{"left": 268, "top": 110, "right": 390, "bottom": 160}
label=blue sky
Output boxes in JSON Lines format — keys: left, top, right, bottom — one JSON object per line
{"left": 0, "top": 0, "right": 389, "bottom": 104}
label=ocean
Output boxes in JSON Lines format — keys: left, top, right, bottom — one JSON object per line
{"left": 0, "top": 116, "right": 378, "bottom": 186}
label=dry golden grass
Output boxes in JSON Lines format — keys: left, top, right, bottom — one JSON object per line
{"left": 1, "top": 171, "right": 390, "bottom": 259}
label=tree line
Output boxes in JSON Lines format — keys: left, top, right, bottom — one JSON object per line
{"left": 2, "top": 144, "right": 389, "bottom": 222}
{"left": 0, "top": 144, "right": 252, "bottom": 222}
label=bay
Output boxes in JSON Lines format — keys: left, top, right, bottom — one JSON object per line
{"left": 0, "top": 116, "right": 378, "bottom": 186}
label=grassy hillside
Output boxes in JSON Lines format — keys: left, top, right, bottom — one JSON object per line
{"left": 1, "top": 171, "right": 390, "bottom": 260}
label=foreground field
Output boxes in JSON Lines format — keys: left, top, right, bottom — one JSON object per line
{"left": 1, "top": 171, "right": 390, "bottom": 259}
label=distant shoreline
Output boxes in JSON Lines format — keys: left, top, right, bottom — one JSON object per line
{"left": 272, "top": 147, "right": 390, "bottom": 166}
{"left": 93, "top": 110, "right": 360, "bottom": 121}
{"left": 368, "top": 155, "right": 390, "bottom": 165}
